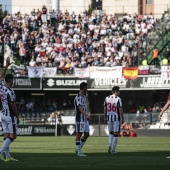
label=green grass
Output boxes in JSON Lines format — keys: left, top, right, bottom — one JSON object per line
{"left": 0, "top": 137, "right": 170, "bottom": 170}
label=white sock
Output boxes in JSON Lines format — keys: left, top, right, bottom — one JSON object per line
{"left": 76, "top": 141, "right": 81, "bottom": 153}
{"left": 109, "top": 134, "right": 113, "bottom": 147}
{"left": 113, "top": 137, "right": 118, "bottom": 151}
{"left": 0, "top": 138, "right": 12, "bottom": 156}
{"left": 3, "top": 139, "right": 10, "bottom": 158}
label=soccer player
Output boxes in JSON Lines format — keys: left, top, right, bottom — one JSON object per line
{"left": 74, "top": 82, "right": 91, "bottom": 156}
{"left": 104, "top": 86, "right": 124, "bottom": 154}
{"left": 0, "top": 58, "right": 19, "bottom": 162}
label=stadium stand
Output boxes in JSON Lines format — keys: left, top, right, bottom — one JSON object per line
{"left": 0, "top": 8, "right": 163, "bottom": 72}
{"left": 1, "top": 7, "right": 170, "bottom": 130}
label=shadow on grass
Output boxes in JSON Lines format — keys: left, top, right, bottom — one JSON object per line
{"left": 0, "top": 151, "right": 170, "bottom": 170}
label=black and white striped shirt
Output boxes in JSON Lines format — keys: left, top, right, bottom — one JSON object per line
{"left": 74, "top": 93, "right": 87, "bottom": 122}
{"left": 0, "top": 80, "right": 16, "bottom": 117}
{"left": 104, "top": 95, "right": 122, "bottom": 121}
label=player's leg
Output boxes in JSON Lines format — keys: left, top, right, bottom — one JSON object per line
{"left": 3, "top": 133, "right": 10, "bottom": 158}
{"left": 112, "top": 121, "right": 120, "bottom": 153}
{"left": 108, "top": 121, "right": 114, "bottom": 153}
{"left": 0, "top": 116, "right": 8, "bottom": 162}
{"left": 75, "top": 122, "right": 86, "bottom": 156}
{"left": 80, "top": 121, "right": 90, "bottom": 149}
{"left": 5, "top": 133, "right": 18, "bottom": 162}
{"left": 76, "top": 131, "right": 82, "bottom": 153}
{"left": 1, "top": 116, "right": 18, "bottom": 162}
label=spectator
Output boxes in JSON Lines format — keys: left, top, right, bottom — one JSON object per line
{"left": 48, "top": 112, "right": 57, "bottom": 125}
{"left": 50, "top": 10, "right": 56, "bottom": 26}
{"left": 56, "top": 111, "right": 62, "bottom": 124}
{"left": 151, "top": 47, "right": 159, "bottom": 65}
{"left": 139, "top": 103, "right": 145, "bottom": 113}
{"left": 41, "top": 5, "right": 47, "bottom": 23}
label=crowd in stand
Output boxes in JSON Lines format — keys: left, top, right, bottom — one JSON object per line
{"left": 15, "top": 96, "right": 73, "bottom": 113}
{"left": 0, "top": 6, "right": 157, "bottom": 73}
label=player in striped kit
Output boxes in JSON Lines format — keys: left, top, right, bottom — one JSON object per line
{"left": 74, "top": 82, "right": 91, "bottom": 156}
{"left": 0, "top": 58, "right": 19, "bottom": 162}
{"left": 104, "top": 86, "right": 124, "bottom": 154}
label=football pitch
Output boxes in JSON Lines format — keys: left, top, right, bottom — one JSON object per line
{"left": 0, "top": 136, "right": 170, "bottom": 170}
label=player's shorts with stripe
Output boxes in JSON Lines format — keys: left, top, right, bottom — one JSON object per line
{"left": 108, "top": 120, "right": 120, "bottom": 133}
{"left": 76, "top": 121, "right": 89, "bottom": 133}
{"left": 1, "top": 115, "right": 18, "bottom": 134}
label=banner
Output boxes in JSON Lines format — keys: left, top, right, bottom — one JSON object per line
{"left": 0, "top": 125, "right": 60, "bottom": 136}
{"left": 90, "top": 78, "right": 128, "bottom": 89}
{"left": 27, "top": 66, "right": 43, "bottom": 78}
{"left": 43, "top": 78, "right": 92, "bottom": 90}
{"left": 138, "top": 66, "right": 149, "bottom": 75}
{"left": 74, "top": 67, "right": 90, "bottom": 78}
{"left": 13, "top": 78, "right": 41, "bottom": 90}
{"left": 90, "top": 76, "right": 170, "bottom": 90}
{"left": 90, "top": 66, "right": 122, "bottom": 78}
{"left": 161, "top": 66, "right": 170, "bottom": 78}
{"left": 123, "top": 67, "right": 138, "bottom": 80}
{"left": 12, "top": 64, "right": 27, "bottom": 77}
{"left": 149, "top": 65, "right": 161, "bottom": 74}
{"left": 43, "top": 67, "right": 57, "bottom": 77}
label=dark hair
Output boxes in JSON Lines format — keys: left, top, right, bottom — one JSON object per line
{"left": 112, "top": 86, "right": 120, "bottom": 93}
{"left": 80, "top": 82, "right": 88, "bottom": 90}
{"left": 5, "top": 74, "right": 14, "bottom": 83}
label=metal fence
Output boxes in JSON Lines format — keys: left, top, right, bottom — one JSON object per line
{"left": 16, "top": 111, "right": 160, "bottom": 126}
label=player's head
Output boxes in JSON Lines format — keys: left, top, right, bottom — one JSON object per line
{"left": 112, "top": 86, "right": 120, "bottom": 96}
{"left": 5, "top": 74, "right": 14, "bottom": 87}
{"left": 80, "top": 82, "right": 88, "bottom": 94}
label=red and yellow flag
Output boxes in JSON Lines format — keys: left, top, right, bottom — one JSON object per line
{"left": 123, "top": 67, "right": 138, "bottom": 80}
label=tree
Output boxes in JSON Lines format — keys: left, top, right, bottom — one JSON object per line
{"left": 0, "top": 4, "right": 8, "bottom": 23}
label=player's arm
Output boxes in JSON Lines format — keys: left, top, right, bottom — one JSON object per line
{"left": 10, "top": 101, "right": 20, "bottom": 124}
{"left": 119, "top": 107, "right": 124, "bottom": 124}
{"left": 118, "top": 98, "right": 124, "bottom": 124}
{"left": 78, "top": 105, "right": 91, "bottom": 120}
{"left": 159, "top": 100, "right": 170, "bottom": 119}
{"left": 0, "top": 57, "right": 12, "bottom": 81}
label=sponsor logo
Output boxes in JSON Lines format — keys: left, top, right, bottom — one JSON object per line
{"left": 18, "top": 126, "right": 32, "bottom": 135}
{"left": 46, "top": 79, "right": 87, "bottom": 87}
{"left": 55, "top": 80, "right": 87, "bottom": 86}
{"left": 47, "top": 78, "right": 55, "bottom": 87}
{"left": 94, "top": 78, "right": 127, "bottom": 87}
{"left": 14, "top": 79, "right": 32, "bottom": 86}
{"left": 34, "top": 69, "right": 39, "bottom": 75}
{"left": 140, "top": 77, "right": 170, "bottom": 87}
{"left": 67, "top": 125, "right": 75, "bottom": 135}
{"left": 34, "top": 127, "right": 55, "bottom": 133}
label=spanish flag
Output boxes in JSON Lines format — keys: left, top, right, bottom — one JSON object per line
{"left": 123, "top": 67, "right": 138, "bottom": 80}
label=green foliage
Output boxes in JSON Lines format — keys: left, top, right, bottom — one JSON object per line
{"left": 0, "top": 4, "right": 8, "bottom": 22}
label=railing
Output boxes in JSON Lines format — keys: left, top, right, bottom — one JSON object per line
{"left": 15, "top": 111, "right": 160, "bottom": 126}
